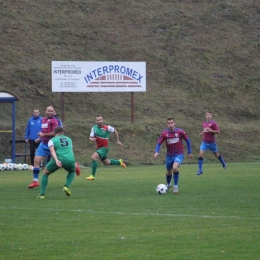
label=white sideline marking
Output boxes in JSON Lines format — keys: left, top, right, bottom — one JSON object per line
{"left": 1, "top": 206, "right": 260, "bottom": 220}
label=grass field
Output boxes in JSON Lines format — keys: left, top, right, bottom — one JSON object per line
{"left": 1, "top": 163, "right": 260, "bottom": 260}
{"left": 1, "top": 0, "right": 260, "bottom": 164}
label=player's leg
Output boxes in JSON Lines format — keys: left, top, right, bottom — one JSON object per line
{"left": 65, "top": 171, "right": 74, "bottom": 188}
{"left": 37, "top": 160, "right": 57, "bottom": 198}
{"left": 86, "top": 151, "right": 100, "bottom": 180}
{"left": 218, "top": 155, "right": 226, "bottom": 168}
{"left": 28, "top": 144, "right": 43, "bottom": 188}
{"left": 105, "top": 158, "right": 126, "bottom": 168}
{"left": 75, "top": 162, "right": 81, "bottom": 176}
{"left": 102, "top": 148, "right": 126, "bottom": 168}
{"left": 173, "top": 163, "right": 180, "bottom": 191}
{"left": 212, "top": 144, "right": 226, "bottom": 169}
{"left": 197, "top": 142, "right": 206, "bottom": 175}
{"left": 35, "top": 141, "right": 40, "bottom": 166}
{"left": 64, "top": 161, "right": 75, "bottom": 187}
{"left": 63, "top": 162, "right": 76, "bottom": 196}
{"left": 165, "top": 156, "right": 173, "bottom": 189}
{"left": 28, "top": 143, "right": 50, "bottom": 188}
{"left": 172, "top": 155, "right": 184, "bottom": 194}
{"left": 39, "top": 173, "right": 48, "bottom": 198}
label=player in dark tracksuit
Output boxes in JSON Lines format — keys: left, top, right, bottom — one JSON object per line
{"left": 25, "top": 109, "right": 42, "bottom": 165}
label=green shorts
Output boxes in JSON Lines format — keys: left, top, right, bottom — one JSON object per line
{"left": 46, "top": 158, "right": 76, "bottom": 173}
{"left": 97, "top": 147, "right": 110, "bottom": 161}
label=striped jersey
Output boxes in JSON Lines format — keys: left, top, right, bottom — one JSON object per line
{"left": 41, "top": 117, "right": 59, "bottom": 144}
{"left": 156, "top": 128, "right": 191, "bottom": 156}
{"left": 202, "top": 120, "right": 219, "bottom": 143}
{"left": 90, "top": 124, "right": 115, "bottom": 149}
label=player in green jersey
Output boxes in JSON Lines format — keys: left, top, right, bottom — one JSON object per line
{"left": 86, "top": 115, "right": 126, "bottom": 180}
{"left": 37, "top": 126, "right": 80, "bottom": 199}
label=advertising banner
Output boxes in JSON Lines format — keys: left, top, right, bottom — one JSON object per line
{"left": 52, "top": 61, "right": 146, "bottom": 92}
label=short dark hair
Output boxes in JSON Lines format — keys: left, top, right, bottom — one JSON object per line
{"left": 167, "top": 117, "right": 175, "bottom": 122}
{"left": 54, "top": 126, "right": 64, "bottom": 134}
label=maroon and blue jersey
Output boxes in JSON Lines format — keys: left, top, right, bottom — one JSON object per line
{"left": 41, "top": 117, "right": 59, "bottom": 144}
{"left": 202, "top": 120, "right": 219, "bottom": 144}
{"left": 155, "top": 128, "right": 191, "bottom": 156}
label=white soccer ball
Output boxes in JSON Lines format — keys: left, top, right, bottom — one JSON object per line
{"left": 22, "top": 164, "right": 29, "bottom": 170}
{"left": 0, "top": 164, "right": 6, "bottom": 171}
{"left": 156, "top": 184, "right": 168, "bottom": 195}
{"left": 17, "top": 164, "right": 23, "bottom": 170}
{"left": 12, "top": 163, "right": 17, "bottom": 170}
{"left": 7, "top": 163, "right": 14, "bottom": 170}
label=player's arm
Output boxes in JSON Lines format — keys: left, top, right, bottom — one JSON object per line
{"left": 35, "top": 137, "right": 41, "bottom": 143}
{"left": 183, "top": 132, "right": 192, "bottom": 158}
{"left": 39, "top": 119, "right": 58, "bottom": 138}
{"left": 48, "top": 140, "right": 62, "bottom": 167}
{"left": 154, "top": 144, "right": 161, "bottom": 159}
{"left": 154, "top": 133, "right": 164, "bottom": 159}
{"left": 205, "top": 127, "right": 220, "bottom": 134}
{"left": 113, "top": 129, "right": 123, "bottom": 147}
{"left": 207, "top": 122, "right": 220, "bottom": 134}
{"left": 40, "top": 131, "right": 55, "bottom": 137}
{"left": 36, "top": 131, "right": 42, "bottom": 143}
{"left": 107, "top": 126, "right": 123, "bottom": 147}
{"left": 199, "top": 122, "right": 205, "bottom": 136}
{"left": 25, "top": 120, "right": 30, "bottom": 141}
{"left": 185, "top": 138, "right": 192, "bottom": 159}
{"left": 211, "top": 128, "right": 220, "bottom": 134}
{"left": 89, "top": 127, "right": 96, "bottom": 142}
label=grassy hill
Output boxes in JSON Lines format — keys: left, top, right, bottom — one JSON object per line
{"left": 0, "top": 0, "right": 260, "bottom": 165}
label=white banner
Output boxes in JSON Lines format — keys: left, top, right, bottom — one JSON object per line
{"left": 52, "top": 61, "right": 146, "bottom": 92}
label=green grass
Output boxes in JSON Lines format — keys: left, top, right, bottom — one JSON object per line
{"left": 1, "top": 163, "right": 260, "bottom": 259}
{"left": 1, "top": 0, "right": 260, "bottom": 164}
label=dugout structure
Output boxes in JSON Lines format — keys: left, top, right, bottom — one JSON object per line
{"left": 0, "top": 91, "right": 19, "bottom": 163}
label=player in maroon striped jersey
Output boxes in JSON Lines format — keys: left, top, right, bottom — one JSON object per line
{"left": 28, "top": 106, "right": 59, "bottom": 188}
{"left": 196, "top": 112, "right": 226, "bottom": 175}
{"left": 154, "top": 117, "right": 192, "bottom": 194}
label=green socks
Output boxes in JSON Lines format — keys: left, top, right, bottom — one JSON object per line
{"left": 40, "top": 174, "right": 48, "bottom": 195}
{"left": 91, "top": 159, "right": 120, "bottom": 177}
{"left": 65, "top": 172, "right": 75, "bottom": 187}
{"left": 110, "top": 159, "right": 120, "bottom": 165}
{"left": 92, "top": 160, "right": 98, "bottom": 176}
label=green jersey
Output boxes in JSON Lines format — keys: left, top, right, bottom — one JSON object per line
{"left": 48, "top": 134, "right": 75, "bottom": 162}
{"left": 90, "top": 124, "right": 115, "bottom": 149}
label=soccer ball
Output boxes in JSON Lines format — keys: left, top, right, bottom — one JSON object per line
{"left": 0, "top": 164, "right": 6, "bottom": 171}
{"left": 13, "top": 164, "right": 17, "bottom": 170}
{"left": 17, "top": 164, "right": 23, "bottom": 170}
{"left": 156, "top": 184, "right": 168, "bottom": 195}
{"left": 7, "top": 163, "right": 14, "bottom": 170}
{"left": 22, "top": 164, "right": 29, "bottom": 170}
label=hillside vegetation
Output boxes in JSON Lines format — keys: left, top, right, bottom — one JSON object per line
{"left": 0, "top": 0, "right": 260, "bottom": 165}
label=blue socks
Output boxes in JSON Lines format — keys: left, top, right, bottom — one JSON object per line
{"left": 218, "top": 155, "right": 226, "bottom": 168}
{"left": 166, "top": 174, "right": 172, "bottom": 185}
{"left": 166, "top": 172, "right": 180, "bottom": 186}
{"left": 33, "top": 167, "right": 40, "bottom": 181}
{"left": 198, "top": 157, "right": 203, "bottom": 170}
{"left": 173, "top": 172, "right": 179, "bottom": 186}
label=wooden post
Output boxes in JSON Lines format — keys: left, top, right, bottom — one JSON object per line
{"left": 131, "top": 92, "right": 134, "bottom": 123}
{"left": 61, "top": 92, "right": 65, "bottom": 122}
